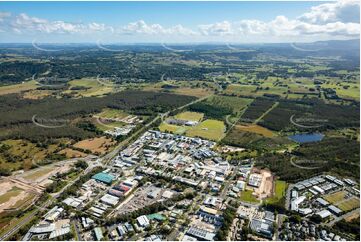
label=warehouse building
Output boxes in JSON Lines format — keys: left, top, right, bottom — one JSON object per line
{"left": 92, "top": 172, "right": 114, "bottom": 185}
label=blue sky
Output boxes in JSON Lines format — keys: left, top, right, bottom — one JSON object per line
{"left": 1, "top": 1, "right": 318, "bottom": 27}
{"left": 0, "top": 1, "right": 359, "bottom": 43}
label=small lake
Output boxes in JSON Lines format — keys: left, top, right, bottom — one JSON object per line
{"left": 288, "top": 133, "right": 325, "bottom": 143}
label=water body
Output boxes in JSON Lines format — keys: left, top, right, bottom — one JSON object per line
{"left": 288, "top": 133, "right": 324, "bottom": 143}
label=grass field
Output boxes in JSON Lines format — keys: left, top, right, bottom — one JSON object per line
{"left": 96, "top": 108, "right": 129, "bottom": 119}
{"left": 323, "top": 191, "right": 347, "bottom": 204}
{"left": 235, "top": 124, "right": 275, "bottom": 138}
{"left": 185, "top": 119, "right": 226, "bottom": 141}
{"left": 0, "top": 81, "right": 38, "bottom": 96}
{"left": 240, "top": 190, "right": 259, "bottom": 204}
{"left": 337, "top": 198, "right": 360, "bottom": 212}
{"left": 159, "top": 123, "right": 186, "bottom": 134}
{"left": 264, "top": 180, "right": 287, "bottom": 204}
{"left": 175, "top": 111, "right": 204, "bottom": 122}
{"left": 64, "top": 78, "right": 115, "bottom": 97}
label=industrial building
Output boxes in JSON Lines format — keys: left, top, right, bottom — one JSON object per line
{"left": 92, "top": 172, "right": 115, "bottom": 185}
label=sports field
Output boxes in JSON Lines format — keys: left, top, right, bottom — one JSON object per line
{"left": 323, "top": 191, "right": 347, "bottom": 204}
{"left": 185, "top": 119, "right": 226, "bottom": 141}
{"left": 337, "top": 197, "right": 360, "bottom": 212}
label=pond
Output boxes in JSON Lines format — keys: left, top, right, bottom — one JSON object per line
{"left": 288, "top": 133, "right": 325, "bottom": 143}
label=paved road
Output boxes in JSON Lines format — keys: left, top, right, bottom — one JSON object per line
{"left": 0, "top": 96, "right": 208, "bottom": 241}
{"left": 72, "top": 219, "right": 82, "bottom": 241}
{"left": 326, "top": 208, "right": 360, "bottom": 226}
{"left": 101, "top": 94, "right": 211, "bottom": 166}
{"left": 285, "top": 184, "right": 294, "bottom": 211}
{"left": 0, "top": 157, "right": 95, "bottom": 241}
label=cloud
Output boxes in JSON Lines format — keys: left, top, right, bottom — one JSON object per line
{"left": 196, "top": 0, "right": 360, "bottom": 39}
{"left": 198, "top": 21, "right": 233, "bottom": 36}
{"left": 233, "top": 15, "right": 360, "bottom": 37}
{"left": 119, "top": 20, "right": 195, "bottom": 35}
{"left": 0, "top": 12, "right": 112, "bottom": 34}
{"left": 299, "top": 0, "right": 360, "bottom": 24}
{"left": 0, "top": 0, "right": 359, "bottom": 42}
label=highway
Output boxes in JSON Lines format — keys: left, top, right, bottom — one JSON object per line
{"left": 0, "top": 156, "right": 95, "bottom": 241}
{"left": 0, "top": 96, "right": 208, "bottom": 241}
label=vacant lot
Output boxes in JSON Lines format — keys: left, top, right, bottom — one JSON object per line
{"left": 240, "top": 190, "right": 259, "bottom": 204}
{"left": 186, "top": 119, "right": 226, "bottom": 141}
{"left": 175, "top": 111, "right": 204, "bottom": 122}
{"left": 73, "top": 136, "right": 116, "bottom": 154}
{"left": 264, "top": 180, "right": 287, "bottom": 205}
{"left": 235, "top": 124, "right": 275, "bottom": 138}
{"left": 58, "top": 148, "right": 87, "bottom": 158}
{"left": 23, "top": 167, "right": 54, "bottom": 181}
{"left": 0, "top": 182, "right": 36, "bottom": 214}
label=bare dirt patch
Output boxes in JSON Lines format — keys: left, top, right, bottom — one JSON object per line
{"left": 252, "top": 168, "right": 274, "bottom": 200}
{"left": 73, "top": 136, "right": 116, "bottom": 155}
{"left": 0, "top": 181, "right": 36, "bottom": 213}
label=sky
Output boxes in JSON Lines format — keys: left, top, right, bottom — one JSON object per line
{"left": 0, "top": 0, "right": 359, "bottom": 43}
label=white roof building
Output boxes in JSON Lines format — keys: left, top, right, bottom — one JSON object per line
{"left": 291, "top": 195, "right": 306, "bottom": 211}
{"left": 100, "top": 194, "right": 119, "bottom": 206}
{"left": 137, "top": 215, "right": 150, "bottom": 228}
{"left": 316, "top": 210, "right": 332, "bottom": 219}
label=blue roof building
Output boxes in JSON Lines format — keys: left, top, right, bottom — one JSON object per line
{"left": 92, "top": 172, "right": 114, "bottom": 185}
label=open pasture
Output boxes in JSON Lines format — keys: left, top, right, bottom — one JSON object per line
{"left": 0, "top": 81, "right": 38, "bottom": 96}
{"left": 174, "top": 111, "right": 204, "bottom": 122}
